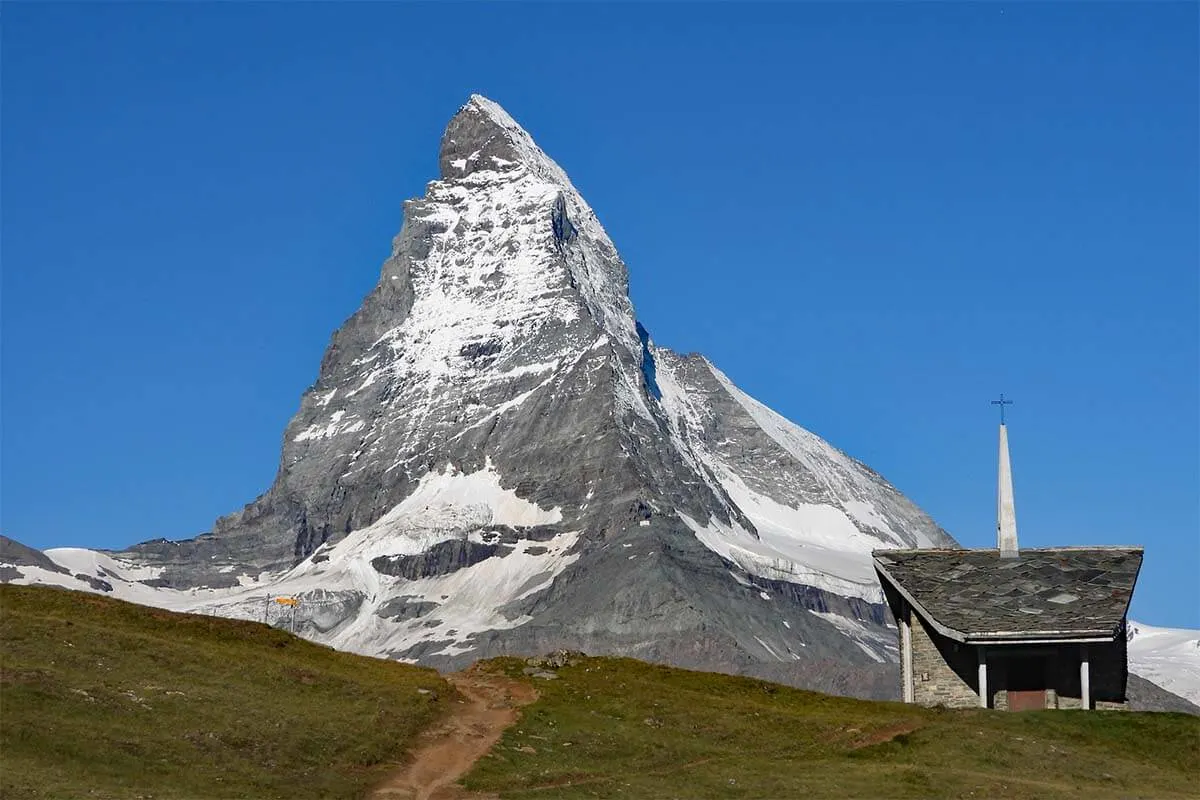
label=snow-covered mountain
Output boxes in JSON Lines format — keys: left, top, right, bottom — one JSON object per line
{"left": 3, "top": 95, "right": 960, "bottom": 696}
{"left": 1127, "top": 622, "right": 1200, "bottom": 707}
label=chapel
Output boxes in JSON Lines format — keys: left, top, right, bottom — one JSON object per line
{"left": 873, "top": 403, "right": 1142, "bottom": 710}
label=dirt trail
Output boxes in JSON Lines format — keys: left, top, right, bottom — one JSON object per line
{"left": 369, "top": 668, "right": 537, "bottom": 800}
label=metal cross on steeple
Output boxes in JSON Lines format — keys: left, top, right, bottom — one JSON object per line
{"left": 991, "top": 394, "right": 1013, "bottom": 425}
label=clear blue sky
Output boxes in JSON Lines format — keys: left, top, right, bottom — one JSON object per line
{"left": 3, "top": 3, "right": 1197, "bottom": 627}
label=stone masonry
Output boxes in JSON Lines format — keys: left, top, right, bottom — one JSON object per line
{"left": 909, "top": 611, "right": 979, "bottom": 707}
{"left": 904, "top": 608, "right": 1130, "bottom": 710}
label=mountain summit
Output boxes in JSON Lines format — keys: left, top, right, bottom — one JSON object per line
{"left": 4, "top": 96, "right": 955, "bottom": 694}
{"left": 441, "top": 95, "right": 575, "bottom": 182}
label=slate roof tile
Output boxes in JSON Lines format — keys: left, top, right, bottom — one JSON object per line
{"left": 872, "top": 547, "right": 1142, "bottom": 640}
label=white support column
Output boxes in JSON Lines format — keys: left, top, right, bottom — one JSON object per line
{"left": 1080, "top": 644, "right": 1091, "bottom": 710}
{"left": 978, "top": 646, "right": 989, "bottom": 708}
{"left": 900, "top": 606, "right": 914, "bottom": 703}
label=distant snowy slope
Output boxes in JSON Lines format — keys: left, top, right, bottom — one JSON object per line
{"left": 1128, "top": 621, "right": 1200, "bottom": 706}
{"left": 654, "top": 349, "right": 953, "bottom": 602}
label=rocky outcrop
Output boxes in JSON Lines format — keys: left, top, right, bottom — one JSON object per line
{"left": 1128, "top": 674, "right": 1200, "bottom": 715}
{"left": 372, "top": 540, "right": 511, "bottom": 580}
{"left": 0, "top": 535, "right": 68, "bottom": 574}
{"left": 376, "top": 597, "right": 440, "bottom": 621}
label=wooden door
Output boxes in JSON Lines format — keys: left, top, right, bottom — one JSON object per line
{"left": 1008, "top": 688, "right": 1047, "bottom": 711}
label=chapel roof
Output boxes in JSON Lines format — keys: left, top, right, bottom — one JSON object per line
{"left": 873, "top": 547, "right": 1143, "bottom": 643}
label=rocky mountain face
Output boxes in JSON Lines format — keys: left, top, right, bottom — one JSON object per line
{"left": 3, "top": 96, "right": 961, "bottom": 696}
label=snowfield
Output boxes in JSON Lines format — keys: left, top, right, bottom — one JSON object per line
{"left": 1127, "top": 621, "right": 1200, "bottom": 706}
{"left": 13, "top": 465, "right": 581, "bottom": 663}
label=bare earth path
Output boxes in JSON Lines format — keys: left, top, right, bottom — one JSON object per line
{"left": 369, "top": 668, "right": 538, "bottom": 800}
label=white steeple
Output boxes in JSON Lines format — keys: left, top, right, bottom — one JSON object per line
{"left": 992, "top": 395, "right": 1019, "bottom": 558}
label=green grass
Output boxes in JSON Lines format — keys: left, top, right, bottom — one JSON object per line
{"left": 4, "top": 586, "right": 1198, "bottom": 800}
{"left": 0, "top": 584, "right": 451, "bottom": 800}
{"left": 464, "top": 656, "right": 1200, "bottom": 799}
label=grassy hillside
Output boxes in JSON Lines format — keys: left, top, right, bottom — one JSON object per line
{"left": 4, "top": 585, "right": 1198, "bottom": 800}
{"left": 0, "top": 585, "right": 450, "bottom": 800}
{"left": 464, "top": 656, "right": 1200, "bottom": 799}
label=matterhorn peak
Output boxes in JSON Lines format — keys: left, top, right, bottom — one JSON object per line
{"left": 428, "top": 95, "right": 639, "bottom": 358}
{"left": 3, "top": 96, "right": 955, "bottom": 699}
{"left": 438, "top": 95, "right": 574, "bottom": 190}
